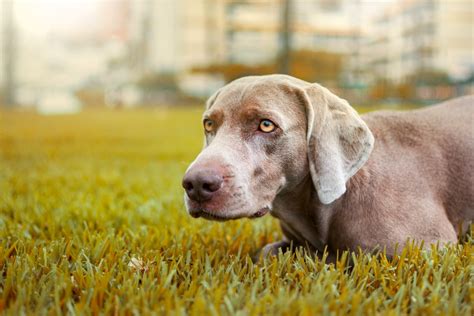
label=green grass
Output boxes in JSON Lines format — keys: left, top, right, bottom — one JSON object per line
{"left": 0, "top": 107, "right": 472, "bottom": 315}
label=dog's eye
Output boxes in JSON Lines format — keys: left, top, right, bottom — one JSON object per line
{"left": 259, "top": 119, "right": 276, "bottom": 133}
{"left": 203, "top": 119, "right": 214, "bottom": 132}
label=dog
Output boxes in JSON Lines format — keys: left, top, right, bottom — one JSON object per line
{"left": 182, "top": 75, "right": 473, "bottom": 260}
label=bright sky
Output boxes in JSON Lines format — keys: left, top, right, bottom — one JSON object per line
{"left": 360, "top": 0, "right": 395, "bottom": 18}
{"left": 8, "top": 0, "right": 396, "bottom": 39}
{"left": 13, "top": 0, "right": 103, "bottom": 37}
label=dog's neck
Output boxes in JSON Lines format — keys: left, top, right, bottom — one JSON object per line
{"left": 272, "top": 174, "right": 313, "bottom": 208}
{"left": 271, "top": 175, "right": 333, "bottom": 250}
{"left": 270, "top": 165, "right": 373, "bottom": 250}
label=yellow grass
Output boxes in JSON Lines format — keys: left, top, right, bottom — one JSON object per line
{"left": 0, "top": 108, "right": 472, "bottom": 315}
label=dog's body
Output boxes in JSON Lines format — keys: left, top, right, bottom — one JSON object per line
{"left": 182, "top": 75, "right": 473, "bottom": 259}
{"left": 271, "top": 98, "right": 473, "bottom": 257}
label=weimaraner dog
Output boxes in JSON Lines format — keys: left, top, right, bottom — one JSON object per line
{"left": 182, "top": 74, "right": 473, "bottom": 260}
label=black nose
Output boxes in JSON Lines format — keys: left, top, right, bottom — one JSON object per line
{"left": 182, "top": 169, "right": 223, "bottom": 202}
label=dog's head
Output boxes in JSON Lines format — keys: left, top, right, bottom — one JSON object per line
{"left": 182, "top": 75, "right": 374, "bottom": 220}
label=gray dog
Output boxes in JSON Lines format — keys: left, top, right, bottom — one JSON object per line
{"left": 182, "top": 75, "right": 473, "bottom": 260}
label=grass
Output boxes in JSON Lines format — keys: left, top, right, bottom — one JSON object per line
{"left": 0, "top": 107, "right": 472, "bottom": 315}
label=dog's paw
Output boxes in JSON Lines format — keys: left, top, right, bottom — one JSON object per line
{"left": 252, "top": 240, "right": 291, "bottom": 263}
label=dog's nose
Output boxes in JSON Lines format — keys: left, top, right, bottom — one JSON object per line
{"left": 182, "top": 169, "right": 223, "bottom": 202}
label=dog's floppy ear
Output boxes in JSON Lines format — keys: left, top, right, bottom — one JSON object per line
{"left": 301, "top": 83, "right": 374, "bottom": 204}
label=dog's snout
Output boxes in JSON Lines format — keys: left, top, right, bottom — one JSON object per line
{"left": 182, "top": 169, "right": 223, "bottom": 202}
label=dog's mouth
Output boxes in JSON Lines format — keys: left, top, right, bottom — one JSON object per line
{"left": 190, "top": 209, "right": 230, "bottom": 221}
{"left": 250, "top": 207, "right": 270, "bottom": 218}
{"left": 189, "top": 207, "right": 269, "bottom": 221}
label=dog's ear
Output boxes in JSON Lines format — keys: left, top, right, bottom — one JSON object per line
{"left": 301, "top": 83, "right": 374, "bottom": 204}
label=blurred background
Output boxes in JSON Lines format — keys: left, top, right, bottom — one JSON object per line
{"left": 1, "top": 0, "right": 473, "bottom": 113}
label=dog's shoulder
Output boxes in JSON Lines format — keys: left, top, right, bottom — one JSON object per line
{"left": 360, "top": 109, "right": 427, "bottom": 149}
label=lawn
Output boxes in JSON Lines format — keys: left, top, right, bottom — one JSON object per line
{"left": 0, "top": 107, "right": 472, "bottom": 315}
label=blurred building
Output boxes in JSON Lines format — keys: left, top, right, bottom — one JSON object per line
{"left": 351, "top": 0, "right": 474, "bottom": 85}
{"left": 126, "top": 0, "right": 227, "bottom": 99}
{"left": 128, "top": 0, "right": 362, "bottom": 97}
{"left": 1, "top": 0, "right": 131, "bottom": 109}
{"left": 3, "top": 0, "right": 472, "bottom": 108}
{"left": 129, "top": 0, "right": 360, "bottom": 68}
{"left": 128, "top": 0, "right": 226, "bottom": 75}
{"left": 225, "top": 0, "right": 361, "bottom": 64}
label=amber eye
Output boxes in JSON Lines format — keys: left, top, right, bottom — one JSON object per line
{"left": 203, "top": 119, "right": 214, "bottom": 132}
{"left": 259, "top": 119, "right": 276, "bottom": 133}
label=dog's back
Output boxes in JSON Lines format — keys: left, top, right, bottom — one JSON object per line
{"left": 332, "top": 97, "right": 473, "bottom": 253}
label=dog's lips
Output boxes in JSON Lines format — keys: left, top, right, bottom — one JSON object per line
{"left": 189, "top": 209, "right": 202, "bottom": 218}
{"left": 197, "top": 210, "right": 230, "bottom": 221}
{"left": 250, "top": 207, "right": 270, "bottom": 218}
{"left": 188, "top": 206, "right": 270, "bottom": 221}
{"left": 189, "top": 209, "right": 235, "bottom": 221}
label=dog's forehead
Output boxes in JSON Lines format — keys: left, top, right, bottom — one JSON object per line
{"left": 208, "top": 78, "right": 301, "bottom": 116}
